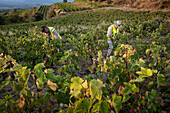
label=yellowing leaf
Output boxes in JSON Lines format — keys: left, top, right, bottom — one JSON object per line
{"left": 139, "top": 58, "right": 145, "bottom": 64}
{"left": 18, "top": 94, "right": 25, "bottom": 109}
{"left": 82, "top": 80, "right": 88, "bottom": 89}
{"left": 141, "top": 67, "right": 152, "bottom": 77}
{"left": 107, "top": 99, "right": 114, "bottom": 107}
{"left": 123, "top": 54, "right": 126, "bottom": 58}
{"left": 145, "top": 49, "right": 150, "bottom": 54}
{"left": 137, "top": 67, "right": 153, "bottom": 77}
{"left": 136, "top": 71, "right": 143, "bottom": 75}
{"left": 86, "top": 88, "right": 90, "bottom": 95}
{"left": 152, "top": 70, "right": 158, "bottom": 73}
{"left": 47, "top": 80, "right": 58, "bottom": 91}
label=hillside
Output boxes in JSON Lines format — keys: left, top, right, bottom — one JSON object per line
{"left": 0, "top": 6, "right": 170, "bottom": 112}
{"left": 82, "top": 0, "right": 170, "bottom": 10}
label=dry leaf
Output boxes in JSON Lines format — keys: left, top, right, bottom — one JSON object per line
{"left": 47, "top": 80, "right": 58, "bottom": 91}
{"left": 18, "top": 94, "right": 25, "bottom": 109}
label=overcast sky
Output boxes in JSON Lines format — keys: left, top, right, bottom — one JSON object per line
{"left": 0, "top": 0, "right": 74, "bottom": 9}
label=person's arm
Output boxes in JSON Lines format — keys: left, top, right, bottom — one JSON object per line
{"left": 52, "top": 30, "right": 58, "bottom": 39}
{"left": 53, "top": 30, "right": 61, "bottom": 40}
{"left": 53, "top": 34, "right": 57, "bottom": 39}
{"left": 107, "top": 26, "right": 114, "bottom": 42}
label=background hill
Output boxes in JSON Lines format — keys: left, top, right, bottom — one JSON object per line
{"left": 83, "top": 0, "right": 170, "bottom": 9}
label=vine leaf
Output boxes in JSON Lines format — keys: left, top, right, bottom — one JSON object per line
{"left": 136, "top": 67, "right": 152, "bottom": 77}
{"left": 112, "top": 93, "right": 122, "bottom": 113}
{"left": 18, "top": 94, "right": 25, "bottom": 109}
{"left": 122, "top": 95, "right": 130, "bottom": 102}
{"left": 74, "top": 98, "right": 90, "bottom": 113}
{"left": 47, "top": 80, "right": 58, "bottom": 91}
{"left": 82, "top": 80, "right": 88, "bottom": 89}
{"left": 120, "top": 83, "right": 139, "bottom": 95}
{"left": 100, "top": 100, "right": 110, "bottom": 113}
{"left": 129, "top": 76, "right": 144, "bottom": 83}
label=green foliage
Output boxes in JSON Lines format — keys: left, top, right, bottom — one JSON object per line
{"left": 53, "top": 3, "right": 87, "bottom": 12}
{"left": 0, "top": 8, "right": 169, "bottom": 112}
{"left": 0, "top": 14, "right": 6, "bottom": 25}
{"left": 33, "top": 11, "right": 44, "bottom": 21}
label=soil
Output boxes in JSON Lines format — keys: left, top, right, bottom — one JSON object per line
{"left": 84, "top": 0, "right": 170, "bottom": 10}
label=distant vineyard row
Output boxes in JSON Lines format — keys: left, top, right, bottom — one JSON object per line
{"left": 38, "top": 5, "right": 49, "bottom": 20}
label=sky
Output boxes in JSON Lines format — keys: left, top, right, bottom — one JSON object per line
{"left": 0, "top": 0, "right": 74, "bottom": 9}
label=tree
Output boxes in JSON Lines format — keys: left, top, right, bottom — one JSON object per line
{"left": 0, "top": 14, "right": 6, "bottom": 25}
{"left": 7, "top": 13, "right": 21, "bottom": 23}
{"left": 63, "top": 0, "right": 67, "bottom": 3}
{"left": 33, "top": 11, "right": 43, "bottom": 21}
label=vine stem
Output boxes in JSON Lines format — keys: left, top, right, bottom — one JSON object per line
{"left": 33, "top": 74, "right": 39, "bottom": 99}
{"left": 33, "top": 74, "right": 42, "bottom": 112}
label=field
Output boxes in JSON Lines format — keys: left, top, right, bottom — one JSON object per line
{"left": 0, "top": 7, "right": 170, "bottom": 112}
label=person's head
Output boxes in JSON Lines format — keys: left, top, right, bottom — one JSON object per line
{"left": 41, "top": 26, "right": 49, "bottom": 33}
{"left": 114, "top": 20, "right": 122, "bottom": 29}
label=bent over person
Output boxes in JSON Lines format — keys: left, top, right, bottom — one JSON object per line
{"left": 106, "top": 20, "right": 122, "bottom": 57}
{"left": 41, "top": 26, "right": 62, "bottom": 40}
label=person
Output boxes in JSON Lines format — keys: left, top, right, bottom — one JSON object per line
{"left": 106, "top": 20, "right": 122, "bottom": 57}
{"left": 41, "top": 26, "right": 62, "bottom": 40}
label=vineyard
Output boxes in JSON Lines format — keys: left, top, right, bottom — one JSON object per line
{"left": 0, "top": 8, "right": 170, "bottom": 112}
{"left": 38, "top": 5, "right": 49, "bottom": 20}
{"left": 52, "top": 3, "right": 88, "bottom": 12}
{"left": 74, "top": 0, "right": 110, "bottom": 8}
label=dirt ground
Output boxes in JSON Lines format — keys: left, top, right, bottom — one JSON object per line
{"left": 72, "top": 1, "right": 170, "bottom": 12}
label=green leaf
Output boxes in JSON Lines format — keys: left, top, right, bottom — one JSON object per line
{"left": 67, "top": 107, "right": 74, "bottom": 113}
{"left": 151, "top": 89, "right": 157, "bottom": 96}
{"left": 34, "top": 63, "right": 45, "bottom": 71}
{"left": 0, "top": 76, "right": 11, "bottom": 90}
{"left": 91, "top": 101, "right": 100, "bottom": 112}
{"left": 112, "top": 93, "right": 122, "bottom": 113}
{"left": 13, "top": 84, "right": 23, "bottom": 92}
{"left": 120, "top": 83, "right": 139, "bottom": 95}
{"left": 34, "top": 63, "right": 45, "bottom": 78}
{"left": 0, "top": 81, "right": 11, "bottom": 90}
{"left": 120, "top": 87, "right": 131, "bottom": 95}
{"left": 129, "top": 76, "right": 144, "bottom": 83}
{"left": 74, "top": 98, "right": 90, "bottom": 113}
{"left": 122, "top": 95, "right": 130, "bottom": 102}
{"left": 44, "top": 69, "right": 54, "bottom": 79}
{"left": 90, "top": 81, "right": 100, "bottom": 99}
{"left": 70, "top": 90, "right": 81, "bottom": 98}
{"left": 12, "top": 64, "right": 22, "bottom": 71}
{"left": 20, "top": 67, "right": 29, "bottom": 81}
{"left": 74, "top": 99, "right": 84, "bottom": 113}
{"left": 157, "top": 74, "right": 165, "bottom": 87}
{"left": 70, "top": 77, "right": 83, "bottom": 98}
{"left": 91, "top": 79, "right": 105, "bottom": 88}
{"left": 36, "top": 78, "right": 44, "bottom": 89}
{"left": 89, "top": 79, "right": 105, "bottom": 100}
{"left": 100, "top": 100, "right": 110, "bottom": 113}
